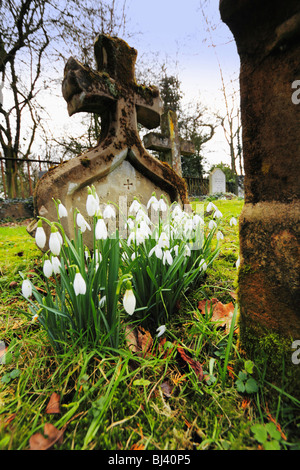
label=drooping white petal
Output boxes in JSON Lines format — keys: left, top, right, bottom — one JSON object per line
{"left": 95, "top": 218, "right": 108, "bottom": 240}
{"left": 49, "top": 231, "right": 62, "bottom": 256}
{"left": 51, "top": 256, "right": 61, "bottom": 275}
{"left": 73, "top": 272, "right": 86, "bottom": 296}
{"left": 129, "top": 199, "right": 141, "bottom": 214}
{"left": 207, "top": 201, "right": 217, "bottom": 213}
{"left": 43, "top": 259, "right": 53, "bottom": 278}
{"left": 214, "top": 209, "right": 223, "bottom": 219}
{"left": 22, "top": 279, "right": 32, "bottom": 299}
{"left": 217, "top": 231, "right": 224, "bottom": 240}
{"left": 86, "top": 194, "right": 99, "bottom": 217}
{"left": 58, "top": 202, "right": 68, "bottom": 218}
{"left": 123, "top": 289, "right": 136, "bottom": 315}
{"left": 103, "top": 204, "right": 116, "bottom": 219}
{"left": 208, "top": 220, "right": 217, "bottom": 230}
{"left": 147, "top": 195, "right": 158, "bottom": 209}
{"left": 163, "top": 249, "right": 173, "bottom": 266}
{"left": 230, "top": 217, "right": 237, "bottom": 226}
{"left": 156, "top": 325, "right": 166, "bottom": 338}
{"left": 158, "top": 198, "right": 167, "bottom": 212}
{"left": 35, "top": 226, "right": 46, "bottom": 249}
{"left": 77, "top": 213, "right": 91, "bottom": 232}
{"left": 199, "top": 258, "right": 207, "bottom": 271}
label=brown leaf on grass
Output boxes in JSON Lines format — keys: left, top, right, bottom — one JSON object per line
{"left": 177, "top": 347, "right": 204, "bottom": 382}
{"left": 29, "top": 423, "right": 65, "bottom": 450}
{"left": 160, "top": 380, "right": 173, "bottom": 398}
{"left": 125, "top": 325, "right": 153, "bottom": 356}
{"left": 198, "top": 298, "right": 236, "bottom": 333}
{"left": 45, "top": 392, "right": 61, "bottom": 414}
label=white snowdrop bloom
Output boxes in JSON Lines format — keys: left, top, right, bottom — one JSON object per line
{"left": 213, "top": 209, "right": 223, "bottom": 219}
{"left": 156, "top": 325, "right": 166, "bottom": 338}
{"left": 73, "top": 272, "right": 86, "bottom": 296}
{"left": 86, "top": 194, "right": 99, "bottom": 217}
{"left": 230, "top": 217, "right": 237, "bottom": 226}
{"left": 95, "top": 218, "right": 108, "bottom": 240}
{"left": 51, "top": 256, "right": 61, "bottom": 275}
{"left": 158, "top": 198, "right": 167, "bottom": 212}
{"left": 49, "top": 231, "right": 62, "bottom": 256}
{"left": 158, "top": 232, "right": 169, "bottom": 249}
{"left": 136, "top": 208, "right": 150, "bottom": 224}
{"left": 163, "top": 249, "right": 173, "bottom": 266}
{"left": 93, "top": 249, "right": 102, "bottom": 264}
{"left": 236, "top": 257, "right": 240, "bottom": 269}
{"left": 58, "top": 202, "right": 68, "bottom": 218}
{"left": 217, "top": 231, "right": 224, "bottom": 240}
{"left": 43, "top": 259, "right": 53, "bottom": 278}
{"left": 103, "top": 204, "right": 116, "bottom": 219}
{"left": 77, "top": 213, "right": 91, "bottom": 232}
{"left": 127, "top": 231, "right": 136, "bottom": 246}
{"left": 207, "top": 201, "right": 217, "bottom": 213}
{"left": 99, "top": 295, "right": 106, "bottom": 308}
{"left": 22, "top": 279, "right": 32, "bottom": 299}
{"left": 172, "top": 245, "right": 179, "bottom": 256}
{"left": 123, "top": 288, "right": 136, "bottom": 315}
{"left": 199, "top": 259, "right": 207, "bottom": 271}
{"left": 147, "top": 195, "right": 159, "bottom": 210}
{"left": 149, "top": 244, "right": 163, "bottom": 259}
{"left": 35, "top": 225, "right": 46, "bottom": 249}
{"left": 126, "top": 218, "right": 135, "bottom": 230}
{"left": 184, "top": 244, "right": 191, "bottom": 257}
{"left": 193, "top": 214, "right": 204, "bottom": 227}
{"left": 171, "top": 204, "right": 183, "bottom": 218}
{"left": 208, "top": 220, "right": 217, "bottom": 230}
{"left": 129, "top": 199, "right": 141, "bottom": 214}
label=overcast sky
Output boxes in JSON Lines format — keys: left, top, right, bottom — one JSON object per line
{"left": 124, "top": 0, "right": 241, "bottom": 171}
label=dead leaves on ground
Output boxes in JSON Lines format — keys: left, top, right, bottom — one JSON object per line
{"left": 197, "top": 297, "right": 238, "bottom": 334}
{"left": 29, "top": 423, "right": 65, "bottom": 450}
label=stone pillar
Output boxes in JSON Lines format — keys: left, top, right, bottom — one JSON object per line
{"left": 220, "top": 0, "right": 300, "bottom": 380}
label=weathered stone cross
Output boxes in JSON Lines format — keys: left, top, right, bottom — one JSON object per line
{"left": 143, "top": 109, "right": 195, "bottom": 177}
{"left": 30, "top": 35, "right": 189, "bottom": 245}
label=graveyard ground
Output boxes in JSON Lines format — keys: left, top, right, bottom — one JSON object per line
{"left": 0, "top": 198, "right": 300, "bottom": 450}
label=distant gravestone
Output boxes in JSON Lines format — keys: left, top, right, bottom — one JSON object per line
{"left": 143, "top": 110, "right": 195, "bottom": 177}
{"left": 209, "top": 168, "right": 226, "bottom": 195}
{"left": 28, "top": 35, "right": 189, "bottom": 247}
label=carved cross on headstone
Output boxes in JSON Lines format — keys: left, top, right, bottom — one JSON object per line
{"left": 143, "top": 109, "right": 195, "bottom": 177}
{"left": 30, "top": 35, "right": 189, "bottom": 246}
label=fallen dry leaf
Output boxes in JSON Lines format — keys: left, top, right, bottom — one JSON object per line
{"left": 45, "top": 392, "right": 61, "bottom": 414}
{"left": 198, "top": 298, "right": 236, "bottom": 333}
{"left": 29, "top": 423, "right": 65, "bottom": 450}
{"left": 125, "top": 325, "right": 153, "bottom": 356}
{"left": 177, "top": 346, "right": 204, "bottom": 383}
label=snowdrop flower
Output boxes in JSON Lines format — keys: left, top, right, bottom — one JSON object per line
{"left": 163, "top": 249, "right": 173, "bottom": 266}
{"left": 49, "top": 230, "right": 62, "bottom": 256}
{"left": 230, "top": 217, "right": 237, "bottom": 226}
{"left": 156, "top": 325, "right": 166, "bottom": 338}
{"left": 32, "top": 313, "right": 39, "bottom": 322}
{"left": 172, "top": 245, "right": 179, "bottom": 256}
{"left": 95, "top": 218, "right": 108, "bottom": 240}
{"left": 147, "top": 195, "right": 159, "bottom": 210}
{"left": 103, "top": 204, "right": 116, "bottom": 219}
{"left": 35, "top": 222, "right": 46, "bottom": 249}
{"left": 58, "top": 202, "right": 68, "bottom": 218}
{"left": 73, "top": 272, "right": 86, "bottom": 296}
{"left": 22, "top": 279, "right": 32, "bottom": 299}
{"left": 123, "top": 287, "right": 136, "bottom": 315}
{"left": 217, "top": 231, "right": 224, "bottom": 240}
{"left": 99, "top": 295, "right": 106, "bottom": 308}
{"left": 208, "top": 220, "right": 217, "bottom": 230}
{"left": 51, "top": 256, "right": 61, "bottom": 275}
{"left": 236, "top": 257, "right": 240, "bottom": 269}
{"left": 86, "top": 194, "right": 99, "bottom": 217}
{"left": 213, "top": 209, "right": 223, "bottom": 219}
{"left": 158, "top": 232, "right": 169, "bottom": 249}
{"left": 43, "top": 259, "right": 53, "bottom": 278}
{"left": 158, "top": 197, "right": 167, "bottom": 212}
{"left": 76, "top": 213, "right": 91, "bottom": 232}
{"left": 171, "top": 204, "right": 183, "bottom": 218}
{"left": 207, "top": 201, "right": 217, "bottom": 213}
{"left": 126, "top": 218, "right": 135, "bottom": 230}
{"left": 149, "top": 244, "right": 163, "bottom": 259}
{"left": 199, "top": 259, "right": 207, "bottom": 271}
{"left": 93, "top": 249, "right": 102, "bottom": 264}
{"left": 193, "top": 214, "right": 204, "bottom": 227}
{"left": 129, "top": 199, "right": 141, "bottom": 214}
{"left": 184, "top": 244, "right": 191, "bottom": 257}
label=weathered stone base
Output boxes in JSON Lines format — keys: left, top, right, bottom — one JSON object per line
{"left": 238, "top": 201, "right": 300, "bottom": 396}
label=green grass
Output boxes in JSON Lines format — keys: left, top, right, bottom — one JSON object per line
{"left": 0, "top": 200, "right": 299, "bottom": 451}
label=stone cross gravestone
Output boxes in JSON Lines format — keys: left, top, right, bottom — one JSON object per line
{"left": 220, "top": 0, "right": 300, "bottom": 383}
{"left": 29, "top": 35, "right": 189, "bottom": 245}
{"left": 209, "top": 168, "right": 226, "bottom": 195}
{"left": 143, "top": 109, "right": 195, "bottom": 178}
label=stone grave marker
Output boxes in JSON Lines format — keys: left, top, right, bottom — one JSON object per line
{"left": 29, "top": 35, "right": 189, "bottom": 246}
{"left": 220, "top": 0, "right": 300, "bottom": 379}
{"left": 209, "top": 168, "right": 226, "bottom": 195}
{"left": 143, "top": 109, "right": 195, "bottom": 178}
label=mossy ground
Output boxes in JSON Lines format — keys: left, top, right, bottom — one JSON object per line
{"left": 0, "top": 201, "right": 299, "bottom": 451}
